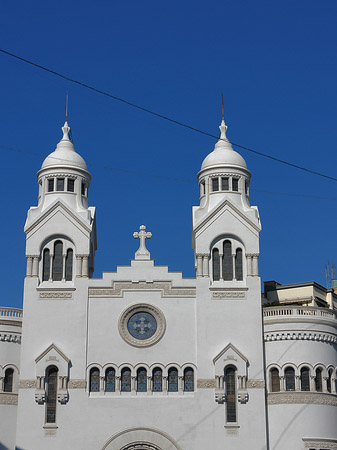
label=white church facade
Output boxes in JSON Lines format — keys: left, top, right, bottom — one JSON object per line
{"left": 0, "top": 116, "right": 336, "bottom": 450}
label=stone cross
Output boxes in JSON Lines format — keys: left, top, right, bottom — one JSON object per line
{"left": 133, "top": 225, "right": 152, "bottom": 260}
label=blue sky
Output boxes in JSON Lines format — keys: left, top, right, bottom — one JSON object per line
{"left": 1, "top": 0, "right": 337, "bottom": 308}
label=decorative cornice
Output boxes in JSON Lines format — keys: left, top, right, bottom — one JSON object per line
{"left": 19, "top": 379, "right": 37, "bottom": 389}
{"left": 264, "top": 331, "right": 337, "bottom": 345}
{"left": 44, "top": 173, "right": 78, "bottom": 179}
{"left": 0, "top": 392, "right": 18, "bottom": 405}
{"left": 89, "top": 281, "right": 196, "bottom": 299}
{"left": 197, "top": 379, "right": 216, "bottom": 389}
{"left": 68, "top": 379, "right": 86, "bottom": 389}
{"left": 247, "top": 379, "right": 265, "bottom": 389}
{"left": 0, "top": 333, "right": 21, "bottom": 343}
{"left": 268, "top": 392, "right": 337, "bottom": 406}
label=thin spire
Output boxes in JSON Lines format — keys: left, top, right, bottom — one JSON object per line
{"left": 221, "top": 93, "right": 224, "bottom": 121}
{"left": 65, "top": 92, "right": 69, "bottom": 122}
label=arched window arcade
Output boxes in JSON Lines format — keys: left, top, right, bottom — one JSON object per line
{"left": 211, "top": 237, "right": 244, "bottom": 282}
{"left": 40, "top": 237, "right": 74, "bottom": 282}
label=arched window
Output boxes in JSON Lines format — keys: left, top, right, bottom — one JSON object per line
{"left": 152, "top": 367, "right": 162, "bottom": 392}
{"left": 225, "top": 366, "right": 236, "bottom": 422}
{"left": 315, "top": 368, "right": 323, "bottom": 392}
{"left": 300, "top": 367, "right": 310, "bottom": 391}
{"left": 327, "top": 369, "right": 333, "bottom": 393}
{"left": 285, "top": 367, "right": 295, "bottom": 391}
{"left": 270, "top": 368, "right": 280, "bottom": 392}
{"left": 65, "top": 249, "right": 73, "bottom": 281}
{"left": 105, "top": 368, "right": 115, "bottom": 392}
{"left": 137, "top": 367, "right": 147, "bottom": 392}
{"left": 89, "top": 368, "right": 100, "bottom": 392}
{"left": 52, "top": 241, "right": 63, "bottom": 281}
{"left": 42, "top": 249, "right": 50, "bottom": 281}
{"left": 213, "top": 249, "right": 220, "bottom": 281}
{"left": 4, "top": 368, "right": 14, "bottom": 392}
{"left": 235, "top": 248, "right": 243, "bottom": 281}
{"left": 46, "top": 366, "right": 58, "bottom": 423}
{"left": 183, "top": 368, "right": 194, "bottom": 392}
{"left": 168, "top": 368, "right": 178, "bottom": 392}
{"left": 121, "top": 368, "right": 131, "bottom": 392}
{"left": 222, "top": 241, "right": 233, "bottom": 281}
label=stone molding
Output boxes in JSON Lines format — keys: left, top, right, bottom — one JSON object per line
{"left": 39, "top": 292, "right": 73, "bottom": 299}
{"left": 197, "top": 379, "right": 216, "bottom": 389}
{"left": 212, "top": 290, "right": 246, "bottom": 300}
{"left": 68, "top": 379, "right": 86, "bottom": 389}
{"left": 19, "top": 379, "right": 37, "bottom": 389}
{"left": 121, "top": 444, "right": 159, "bottom": 450}
{"left": 247, "top": 379, "right": 265, "bottom": 389}
{"left": 0, "top": 392, "right": 18, "bottom": 405}
{"left": 89, "top": 281, "right": 196, "bottom": 299}
{"left": 302, "top": 438, "right": 337, "bottom": 449}
{"left": 44, "top": 173, "right": 78, "bottom": 179}
{"left": 118, "top": 304, "right": 166, "bottom": 348}
{"left": 0, "top": 333, "right": 21, "bottom": 343}
{"left": 265, "top": 331, "right": 337, "bottom": 345}
{"left": 268, "top": 392, "right": 337, "bottom": 406}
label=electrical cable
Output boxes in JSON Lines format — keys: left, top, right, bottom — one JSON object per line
{"left": 1, "top": 48, "right": 337, "bottom": 183}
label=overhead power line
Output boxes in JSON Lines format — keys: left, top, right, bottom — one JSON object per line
{"left": 1, "top": 48, "right": 337, "bottom": 183}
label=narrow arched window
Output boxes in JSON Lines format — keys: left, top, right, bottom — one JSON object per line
{"left": 152, "top": 367, "right": 162, "bottom": 392}
{"left": 223, "top": 241, "right": 233, "bottom": 281}
{"left": 46, "top": 366, "right": 58, "bottom": 423}
{"left": 270, "top": 368, "right": 280, "bottom": 392}
{"left": 121, "top": 368, "right": 131, "bottom": 392}
{"left": 300, "top": 367, "right": 310, "bottom": 391}
{"left": 136, "top": 367, "right": 147, "bottom": 392}
{"left": 225, "top": 366, "right": 236, "bottom": 422}
{"left": 4, "top": 368, "right": 14, "bottom": 392}
{"left": 212, "top": 248, "right": 220, "bottom": 281}
{"left": 285, "top": 367, "right": 295, "bottom": 391}
{"left": 315, "top": 368, "right": 323, "bottom": 392}
{"left": 42, "top": 249, "right": 50, "bottom": 281}
{"left": 183, "top": 368, "right": 194, "bottom": 392}
{"left": 105, "top": 368, "right": 115, "bottom": 392}
{"left": 52, "top": 241, "right": 63, "bottom": 281}
{"left": 235, "top": 248, "right": 243, "bottom": 281}
{"left": 168, "top": 368, "right": 178, "bottom": 392}
{"left": 65, "top": 249, "right": 73, "bottom": 281}
{"left": 327, "top": 369, "right": 333, "bottom": 393}
{"left": 89, "top": 368, "right": 100, "bottom": 392}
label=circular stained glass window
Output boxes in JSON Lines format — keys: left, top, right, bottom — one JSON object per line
{"left": 127, "top": 311, "right": 157, "bottom": 340}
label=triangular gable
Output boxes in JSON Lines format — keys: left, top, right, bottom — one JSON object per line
{"left": 35, "top": 343, "right": 70, "bottom": 364}
{"left": 213, "top": 342, "right": 248, "bottom": 377}
{"left": 213, "top": 342, "right": 248, "bottom": 365}
{"left": 25, "top": 200, "right": 92, "bottom": 235}
{"left": 194, "top": 199, "right": 261, "bottom": 235}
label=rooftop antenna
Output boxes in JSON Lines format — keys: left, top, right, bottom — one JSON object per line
{"left": 221, "top": 93, "right": 224, "bottom": 121}
{"left": 65, "top": 92, "right": 69, "bottom": 123}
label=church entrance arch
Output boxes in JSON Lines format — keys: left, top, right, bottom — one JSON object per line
{"left": 101, "top": 427, "right": 182, "bottom": 450}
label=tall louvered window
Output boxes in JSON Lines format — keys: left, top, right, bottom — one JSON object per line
{"left": 105, "top": 368, "right": 115, "bottom": 392}
{"left": 235, "top": 248, "right": 243, "bottom": 281}
{"left": 46, "top": 366, "right": 58, "bottom": 423}
{"left": 42, "top": 249, "right": 50, "bottom": 281}
{"left": 285, "top": 367, "right": 295, "bottom": 391}
{"left": 168, "top": 368, "right": 178, "bottom": 392}
{"left": 52, "top": 241, "right": 63, "bottom": 281}
{"left": 223, "top": 241, "right": 233, "bottom": 281}
{"left": 56, "top": 178, "right": 65, "bottom": 191}
{"left": 225, "top": 367, "right": 236, "bottom": 422}
{"left": 213, "top": 248, "right": 220, "bottom": 281}
{"left": 152, "top": 368, "right": 163, "bottom": 392}
{"left": 315, "top": 368, "right": 323, "bottom": 392}
{"left": 232, "top": 178, "right": 239, "bottom": 191}
{"left": 4, "top": 368, "right": 14, "bottom": 392}
{"left": 300, "top": 367, "right": 310, "bottom": 391}
{"left": 137, "top": 368, "right": 147, "bottom": 392}
{"left": 270, "top": 368, "right": 280, "bottom": 392}
{"left": 65, "top": 249, "right": 73, "bottom": 281}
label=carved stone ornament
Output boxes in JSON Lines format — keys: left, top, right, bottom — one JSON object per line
{"left": 212, "top": 291, "right": 246, "bottom": 300}
{"left": 68, "top": 379, "right": 86, "bottom": 389}
{"left": 119, "top": 303, "right": 166, "bottom": 348}
{"left": 303, "top": 438, "right": 337, "bottom": 449}
{"left": 89, "top": 281, "right": 196, "bottom": 299}
{"left": 0, "top": 392, "right": 18, "bottom": 405}
{"left": 19, "top": 379, "right": 37, "bottom": 389}
{"left": 0, "top": 333, "right": 21, "bottom": 343}
{"left": 39, "top": 292, "right": 73, "bottom": 299}
{"left": 57, "top": 391, "right": 68, "bottom": 404}
{"left": 197, "top": 379, "right": 216, "bottom": 389}
{"left": 35, "top": 390, "right": 46, "bottom": 404}
{"left": 264, "top": 331, "right": 337, "bottom": 345}
{"left": 268, "top": 392, "right": 337, "bottom": 407}
{"left": 247, "top": 379, "right": 265, "bottom": 389}
{"left": 238, "top": 392, "right": 249, "bottom": 404}
{"left": 215, "top": 392, "right": 226, "bottom": 404}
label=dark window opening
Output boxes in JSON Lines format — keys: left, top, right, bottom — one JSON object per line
{"left": 137, "top": 368, "right": 147, "bottom": 392}
{"left": 168, "top": 368, "right": 178, "bottom": 392}
{"left": 52, "top": 241, "right": 63, "bottom": 281}
{"left": 67, "top": 179, "right": 75, "bottom": 192}
{"left": 48, "top": 179, "right": 54, "bottom": 192}
{"left": 183, "top": 368, "right": 194, "bottom": 392}
{"left": 223, "top": 241, "right": 233, "bottom": 281}
{"left": 270, "top": 368, "right": 280, "bottom": 392}
{"left": 81, "top": 182, "right": 86, "bottom": 196}
{"left": 232, "top": 178, "right": 239, "bottom": 192}
{"left": 4, "top": 368, "right": 14, "bottom": 392}
{"left": 152, "top": 368, "right": 162, "bottom": 392}
{"left": 315, "top": 368, "right": 323, "bottom": 392}
{"left": 56, "top": 178, "right": 65, "bottom": 191}
{"left": 43, "top": 249, "right": 50, "bottom": 282}
{"left": 235, "top": 248, "right": 243, "bottom": 281}
{"left": 221, "top": 177, "right": 229, "bottom": 190}
{"left": 65, "top": 249, "right": 73, "bottom": 281}
{"left": 300, "top": 367, "right": 310, "bottom": 391}
{"left": 89, "top": 368, "right": 100, "bottom": 392}
{"left": 105, "top": 368, "right": 115, "bottom": 392}
{"left": 285, "top": 367, "right": 295, "bottom": 391}
{"left": 121, "top": 368, "right": 131, "bottom": 392}
{"left": 213, "top": 248, "right": 220, "bottom": 281}
{"left": 212, "top": 178, "right": 219, "bottom": 192}
{"left": 46, "top": 366, "right": 58, "bottom": 423}
{"left": 225, "top": 367, "right": 236, "bottom": 422}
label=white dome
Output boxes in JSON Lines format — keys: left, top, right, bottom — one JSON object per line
{"left": 200, "top": 119, "right": 247, "bottom": 171}
{"left": 41, "top": 122, "right": 88, "bottom": 172}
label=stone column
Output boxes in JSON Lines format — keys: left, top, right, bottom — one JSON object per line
{"left": 82, "top": 256, "right": 89, "bottom": 278}
{"left": 202, "top": 254, "right": 209, "bottom": 277}
{"left": 26, "top": 257, "right": 33, "bottom": 277}
{"left": 179, "top": 376, "right": 183, "bottom": 393}
{"left": 196, "top": 255, "right": 203, "bottom": 277}
{"left": 246, "top": 254, "right": 252, "bottom": 276}
{"left": 32, "top": 256, "right": 39, "bottom": 277}
{"left": 131, "top": 376, "right": 136, "bottom": 393}
{"left": 310, "top": 375, "right": 315, "bottom": 392}
{"left": 280, "top": 376, "right": 285, "bottom": 392}
{"left": 76, "top": 255, "right": 82, "bottom": 277}
{"left": 252, "top": 254, "right": 259, "bottom": 276}
{"left": 62, "top": 254, "right": 66, "bottom": 281}
{"left": 115, "top": 377, "right": 120, "bottom": 394}
{"left": 295, "top": 375, "right": 300, "bottom": 391}
{"left": 323, "top": 377, "right": 328, "bottom": 393}
{"left": 100, "top": 376, "right": 104, "bottom": 392}
{"left": 147, "top": 376, "right": 152, "bottom": 394}
{"left": 163, "top": 376, "right": 167, "bottom": 394}
{"left": 219, "top": 253, "right": 223, "bottom": 281}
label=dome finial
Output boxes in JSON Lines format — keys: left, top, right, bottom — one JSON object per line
{"left": 61, "top": 93, "right": 71, "bottom": 141}
{"left": 219, "top": 94, "right": 228, "bottom": 141}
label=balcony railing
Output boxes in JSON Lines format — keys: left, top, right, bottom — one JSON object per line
{"left": 0, "top": 307, "right": 23, "bottom": 319}
{"left": 263, "top": 305, "right": 336, "bottom": 320}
